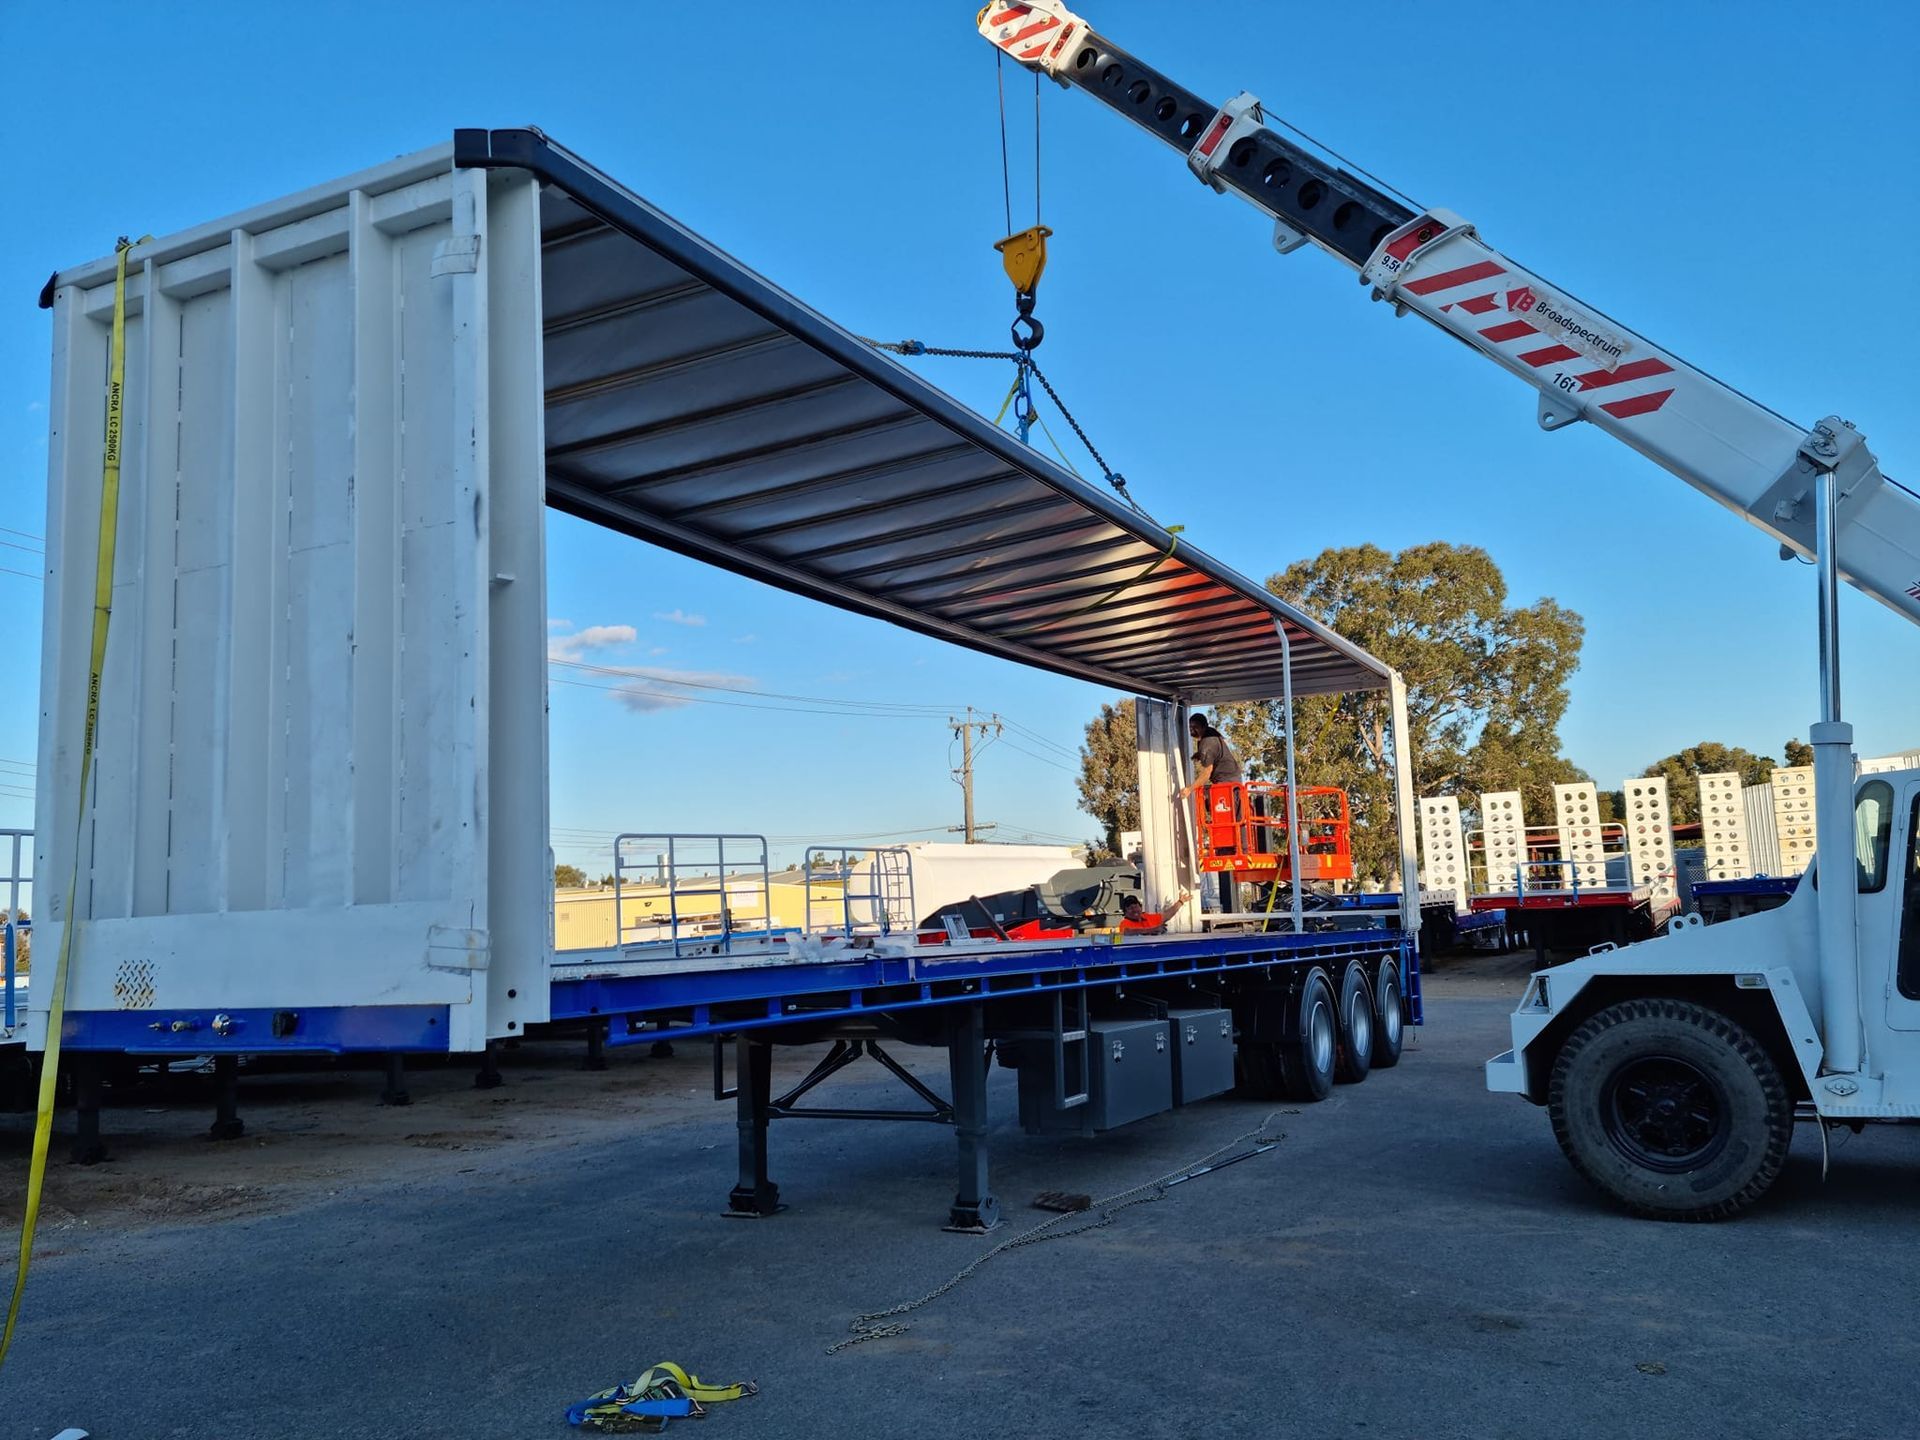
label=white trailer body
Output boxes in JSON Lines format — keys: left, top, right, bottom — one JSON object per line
{"left": 36, "top": 147, "right": 553, "bottom": 1051}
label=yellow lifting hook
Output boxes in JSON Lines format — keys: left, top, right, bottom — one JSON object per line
{"left": 994, "top": 223, "right": 1051, "bottom": 351}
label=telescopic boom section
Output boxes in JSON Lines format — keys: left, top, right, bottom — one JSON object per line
{"left": 978, "top": 2, "right": 1920, "bottom": 626}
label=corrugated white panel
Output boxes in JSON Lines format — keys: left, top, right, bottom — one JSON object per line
{"left": 1417, "top": 796, "right": 1468, "bottom": 912}
{"left": 1480, "top": 790, "right": 1526, "bottom": 894}
{"left": 1552, "top": 782, "right": 1606, "bottom": 890}
{"left": 1698, "top": 772, "right": 1751, "bottom": 881}
{"left": 34, "top": 149, "right": 551, "bottom": 1048}
{"left": 1744, "top": 782, "right": 1783, "bottom": 876}
{"left": 1622, "top": 776, "right": 1675, "bottom": 904}
{"left": 1769, "top": 766, "right": 1817, "bottom": 876}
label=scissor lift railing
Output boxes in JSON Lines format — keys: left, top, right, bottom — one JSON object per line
{"left": 1193, "top": 783, "right": 1353, "bottom": 883}
{"left": 2, "top": 828, "right": 30, "bottom": 1037}
{"left": 804, "top": 845, "right": 915, "bottom": 937}
{"left": 612, "top": 833, "right": 775, "bottom": 958}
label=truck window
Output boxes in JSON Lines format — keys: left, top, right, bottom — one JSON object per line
{"left": 1901, "top": 794, "right": 1920, "bottom": 1002}
{"left": 1856, "top": 780, "right": 1895, "bottom": 894}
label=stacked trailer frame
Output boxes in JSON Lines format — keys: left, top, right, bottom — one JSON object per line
{"left": 30, "top": 130, "right": 1428, "bottom": 1221}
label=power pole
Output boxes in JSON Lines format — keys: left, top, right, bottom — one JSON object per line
{"left": 948, "top": 707, "right": 1003, "bottom": 843}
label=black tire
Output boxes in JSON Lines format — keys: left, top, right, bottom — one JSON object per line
{"left": 1547, "top": 999, "right": 1793, "bottom": 1222}
{"left": 1371, "top": 954, "right": 1405, "bottom": 1070}
{"left": 1277, "top": 967, "right": 1337, "bottom": 1103}
{"left": 1334, "top": 960, "right": 1373, "bottom": 1084}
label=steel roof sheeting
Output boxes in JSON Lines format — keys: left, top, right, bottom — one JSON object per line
{"left": 457, "top": 129, "right": 1391, "bottom": 703}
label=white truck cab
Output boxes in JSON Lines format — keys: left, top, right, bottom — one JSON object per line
{"left": 1487, "top": 767, "right": 1920, "bottom": 1218}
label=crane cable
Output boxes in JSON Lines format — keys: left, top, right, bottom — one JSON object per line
{"left": 1, "top": 234, "right": 147, "bottom": 1370}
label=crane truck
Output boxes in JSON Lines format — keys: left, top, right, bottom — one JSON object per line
{"left": 979, "top": 2, "right": 1920, "bottom": 1219}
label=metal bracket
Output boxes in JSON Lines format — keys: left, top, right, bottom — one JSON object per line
{"left": 1272, "top": 219, "right": 1308, "bottom": 256}
{"left": 1187, "top": 92, "right": 1267, "bottom": 193}
{"left": 430, "top": 233, "right": 481, "bottom": 277}
{"left": 1537, "top": 388, "right": 1583, "bottom": 432}
{"left": 1754, "top": 415, "right": 1883, "bottom": 560}
{"left": 1361, "top": 208, "right": 1475, "bottom": 308}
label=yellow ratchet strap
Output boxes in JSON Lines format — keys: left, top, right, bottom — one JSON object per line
{"left": 1, "top": 234, "right": 145, "bottom": 1369}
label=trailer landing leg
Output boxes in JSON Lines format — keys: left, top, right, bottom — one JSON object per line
{"left": 727, "top": 1037, "right": 782, "bottom": 1217}
{"left": 474, "top": 1042, "right": 503, "bottom": 1090}
{"left": 208, "top": 1053, "right": 244, "bottom": 1140}
{"left": 945, "top": 1003, "right": 1000, "bottom": 1234}
{"left": 583, "top": 1018, "right": 609, "bottom": 1072}
{"left": 380, "top": 1053, "right": 411, "bottom": 1107}
{"left": 71, "top": 1055, "right": 107, "bottom": 1165}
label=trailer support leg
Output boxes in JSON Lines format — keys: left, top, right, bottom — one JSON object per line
{"left": 727, "top": 1037, "right": 781, "bottom": 1216}
{"left": 380, "top": 1053, "right": 411, "bottom": 1107}
{"left": 71, "top": 1055, "right": 107, "bottom": 1165}
{"left": 208, "top": 1054, "right": 244, "bottom": 1140}
{"left": 945, "top": 1003, "right": 1000, "bottom": 1233}
{"left": 583, "top": 1019, "right": 608, "bottom": 1072}
{"left": 474, "top": 1042, "right": 503, "bottom": 1090}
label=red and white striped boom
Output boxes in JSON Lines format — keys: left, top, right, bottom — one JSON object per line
{"left": 978, "top": 2, "right": 1920, "bottom": 626}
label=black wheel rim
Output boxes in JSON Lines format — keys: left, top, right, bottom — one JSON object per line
{"left": 1601, "top": 1054, "right": 1730, "bottom": 1173}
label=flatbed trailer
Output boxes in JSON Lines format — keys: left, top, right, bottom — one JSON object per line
{"left": 1687, "top": 874, "right": 1799, "bottom": 925}
{"left": 546, "top": 926, "right": 1415, "bottom": 1225}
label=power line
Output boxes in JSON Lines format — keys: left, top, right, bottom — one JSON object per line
{"left": 998, "top": 738, "right": 1078, "bottom": 774}
{"left": 0, "top": 566, "right": 41, "bottom": 583}
{"left": 0, "top": 539, "right": 42, "bottom": 557}
{"left": 548, "top": 674, "right": 952, "bottom": 720}
{"left": 549, "top": 655, "right": 962, "bottom": 714}
{"left": 0, "top": 526, "right": 42, "bottom": 543}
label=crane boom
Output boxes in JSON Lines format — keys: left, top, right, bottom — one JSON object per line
{"left": 978, "top": 3, "right": 1920, "bottom": 627}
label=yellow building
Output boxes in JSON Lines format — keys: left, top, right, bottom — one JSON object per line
{"left": 553, "top": 870, "right": 845, "bottom": 951}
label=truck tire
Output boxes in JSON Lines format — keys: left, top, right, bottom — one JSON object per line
{"left": 1334, "top": 960, "right": 1373, "bottom": 1084}
{"left": 1277, "top": 967, "right": 1337, "bottom": 1103}
{"left": 1547, "top": 998, "right": 1793, "bottom": 1221}
{"left": 1370, "top": 955, "right": 1405, "bottom": 1070}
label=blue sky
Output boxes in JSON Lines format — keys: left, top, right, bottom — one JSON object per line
{"left": 2, "top": 1, "right": 1916, "bottom": 874}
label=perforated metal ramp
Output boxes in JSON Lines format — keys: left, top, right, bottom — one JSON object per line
{"left": 456, "top": 128, "right": 1391, "bottom": 704}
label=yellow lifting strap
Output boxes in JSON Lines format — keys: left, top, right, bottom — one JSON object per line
{"left": 994, "top": 223, "right": 1051, "bottom": 296}
{"left": 0, "top": 235, "right": 145, "bottom": 1370}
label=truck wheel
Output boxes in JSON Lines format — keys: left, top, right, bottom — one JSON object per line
{"left": 1547, "top": 999, "right": 1793, "bottom": 1221}
{"left": 1277, "top": 967, "right": 1337, "bottom": 1103}
{"left": 1370, "top": 955, "right": 1405, "bottom": 1070}
{"left": 1334, "top": 960, "right": 1373, "bottom": 1084}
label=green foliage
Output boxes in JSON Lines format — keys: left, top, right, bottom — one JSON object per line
{"left": 554, "top": 863, "right": 588, "bottom": 890}
{"left": 1076, "top": 699, "right": 1140, "bottom": 858}
{"left": 1641, "top": 742, "right": 1779, "bottom": 825}
{"left": 1783, "top": 737, "right": 1814, "bottom": 768}
{"left": 1220, "top": 542, "right": 1586, "bottom": 885}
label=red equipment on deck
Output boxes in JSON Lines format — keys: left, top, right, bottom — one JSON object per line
{"left": 1193, "top": 783, "right": 1354, "bottom": 884}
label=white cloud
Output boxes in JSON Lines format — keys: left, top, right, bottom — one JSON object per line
{"left": 733, "top": 633, "right": 758, "bottom": 645}
{"left": 547, "top": 617, "right": 575, "bottom": 631}
{"left": 548, "top": 624, "right": 637, "bottom": 662}
{"left": 652, "top": 608, "right": 707, "bottom": 628}
{"left": 604, "top": 665, "right": 753, "bottom": 714}
{"left": 648, "top": 646, "right": 669, "bottom": 657}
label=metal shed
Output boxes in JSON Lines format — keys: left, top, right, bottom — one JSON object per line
{"left": 34, "top": 129, "right": 1415, "bottom": 1053}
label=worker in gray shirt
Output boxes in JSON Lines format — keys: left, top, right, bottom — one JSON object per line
{"left": 1181, "top": 712, "right": 1244, "bottom": 913}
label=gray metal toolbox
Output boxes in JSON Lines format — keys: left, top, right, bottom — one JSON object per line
{"left": 1018, "top": 1016, "right": 1172, "bottom": 1135}
{"left": 1165, "top": 1007, "right": 1236, "bottom": 1105}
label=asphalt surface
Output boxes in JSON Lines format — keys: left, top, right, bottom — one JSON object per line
{"left": 6, "top": 975, "right": 1920, "bottom": 1439}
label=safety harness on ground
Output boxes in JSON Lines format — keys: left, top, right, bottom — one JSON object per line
{"left": 566, "top": 1362, "right": 757, "bottom": 1432}
{"left": 0, "top": 235, "right": 146, "bottom": 1371}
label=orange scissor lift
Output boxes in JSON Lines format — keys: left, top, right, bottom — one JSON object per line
{"left": 1193, "top": 782, "right": 1355, "bottom": 891}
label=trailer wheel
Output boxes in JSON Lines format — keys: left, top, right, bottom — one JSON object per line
{"left": 1334, "top": 961, "right": 1373, "bottom": 1084}
{"left": 1547, "top": 999, "right": 1793, "bottom": 1222}
{"left": 1277, "top": 967, "right": 1337, "bottom": 1103}
{"left": 1370, "top": 955, "right": 1404, "bottom": 1070}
